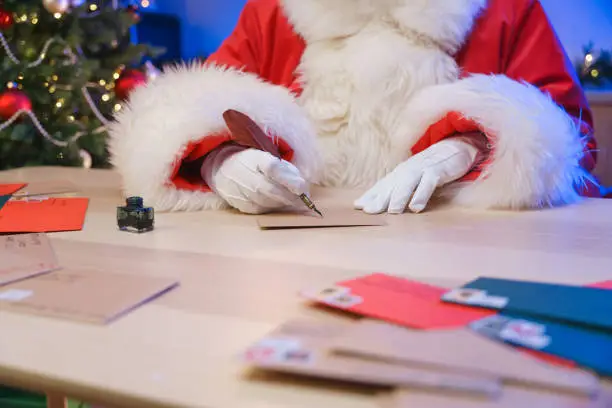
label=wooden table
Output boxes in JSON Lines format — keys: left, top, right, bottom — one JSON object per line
{"left": 0, "top": 166, "right": 611, "bottom": 408}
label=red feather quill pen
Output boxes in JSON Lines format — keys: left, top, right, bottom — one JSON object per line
{"left": 222, "top": 109, "right": 323, "bottom": 217}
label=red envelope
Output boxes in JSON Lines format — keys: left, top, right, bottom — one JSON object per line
{"left": 301, "top": 273, "right": 496, "bottom": 330}
{"left": 0, "top": 183, "right": 26, "bottom": 196}
{"left": 591, "top": 280, "right": 612, "bottom": 290}
{"left": 0, "top": 197, "right": 89, "bottom": 233}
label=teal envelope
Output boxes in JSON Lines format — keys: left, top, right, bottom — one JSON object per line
{"left": 442, "top": 277, "right": 612, "bottom": 333}
{"left": 470, "top": 313, "right": 612, "bottom": 377}
{"left": 0, "top": 195, "right": 10, "bottom": 211}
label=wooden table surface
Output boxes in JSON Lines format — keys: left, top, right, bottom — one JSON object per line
{"left": 0, "top": 166, "right": 611, "bottom": 408}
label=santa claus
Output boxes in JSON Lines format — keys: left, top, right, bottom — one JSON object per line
{"left": 109, "top": 0, "right": 599, "bottom": 215}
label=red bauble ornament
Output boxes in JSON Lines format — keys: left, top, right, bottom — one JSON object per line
{"left": 0, "top": 8, "right": 13, "bottom": 30}
{"left": 126, "top": 4, "right": 140, "bottom": 23}
{"left": 0, "top": 89, "right": 32, "bottom": 120}
{"left": 114, "top": 69, "right": 147, "bottom": 101}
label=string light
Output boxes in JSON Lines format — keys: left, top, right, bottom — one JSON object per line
{"left": 0, "top": 0, "right": 144, "bottom": 164}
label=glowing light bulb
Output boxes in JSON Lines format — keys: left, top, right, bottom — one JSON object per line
{"left": 54, "top": 13, "right": 62, "bottom": 19}
{"left": 89, "top": 4, "right": 98, "bottom": 11}
{"left": 101, "top": 94, "right": 110, "bottom": 102}
{"left": 99, "top": 79, "right": 106, "bottom": 86}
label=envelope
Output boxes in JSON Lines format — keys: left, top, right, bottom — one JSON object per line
{"left": 0, "top": 183, "right": 26, "bottom": 196}
{"left": 256, "top": 209, "right": 387, "bottom": 230}
{"left": 382, "top": 386, "right": 612, "bottom": 408}
{"left": 0, "top": 233, "right": 60, "bottom": 286}
{"left": 0, "top": 197, "right": 89, "bottom": 233}
{"left": 0, "top": 268, "right": 179, "bottom": 324}
{"left": 441, "top": 277, "right": 612, "bottom": 332}
{"left": 0, "top": 195, "right": 9, "bottom": 211}
{"left": 330, "top": 319, "right": 600, "bottom": 397}
{"left": 10, "top": 180, "right": 79, "bottom": 198}
{"left": 301, "top": 273, "right": 495, "bottom": 329}
{"left": 470, "top": 313, "right": 612, "bottom": 377}
{"left": 243, "top": 319, "right": 501, "bottom": 397}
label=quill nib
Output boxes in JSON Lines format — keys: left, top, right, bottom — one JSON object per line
{"left": 299, "top": 193, "right": 324, "bottom": 217}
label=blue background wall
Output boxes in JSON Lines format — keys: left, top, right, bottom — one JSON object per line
{"left": 155, "top": 0, "right": 612, "bottom": 63}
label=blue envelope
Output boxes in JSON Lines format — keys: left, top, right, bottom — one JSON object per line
{"left": 470, "top": 313, "right": 612, "bottom": 377}
{"left": 441, "top": 277, "right": 612, "bottom": 332}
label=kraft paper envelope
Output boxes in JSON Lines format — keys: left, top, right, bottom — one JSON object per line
{"left": 331, "top": 320, "right": 600, "bottom": 397}
{"left": 11, "top": 180, "right": 79, "bottom": 198}
{"left": 382, "top": 387, "right": 612, "bottom": 408}
{"left": 256, "top": 208, "right": 387, "bottom": 230}
{"left": 0, "top": 233, "right": 59, "bottom": 286}
{"left": 243, "top": 319, "right": 501, "bottom": 397}
{"left": 0, "top": 268, "right": 179, "bottom": 324}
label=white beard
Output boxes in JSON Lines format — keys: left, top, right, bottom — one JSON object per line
{"left": 281, "top": 0, "right": 486, "bottom": 188}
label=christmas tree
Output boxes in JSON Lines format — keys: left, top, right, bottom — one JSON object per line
{"left": 0, "top": 0, "right": 165, "bottom": 170}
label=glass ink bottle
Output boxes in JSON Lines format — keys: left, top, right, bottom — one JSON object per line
{"left": 117, "top": 196, "right": 154, "bottom": 233}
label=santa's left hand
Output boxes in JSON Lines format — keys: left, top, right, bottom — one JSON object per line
{"left": 354, "top": 137, "right": 483, "bottom": 214}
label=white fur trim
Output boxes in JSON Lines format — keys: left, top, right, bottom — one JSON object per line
{"left": 397, "top": 74, "right": 589, "bottom": 209}
{"left": 108, "top": 63, "right": 321, "bottom": 212}
{"left": 281, "top": 0, "right": 486, "bottom": 53}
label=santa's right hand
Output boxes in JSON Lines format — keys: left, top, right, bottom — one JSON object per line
{"left": 211, "top": 149, "right": 308, "bottom": 214}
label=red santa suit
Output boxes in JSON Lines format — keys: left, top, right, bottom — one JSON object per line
{"left": 108, "top": 0, "right": 598, "bottom": 212}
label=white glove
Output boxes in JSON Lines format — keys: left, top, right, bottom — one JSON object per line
{"left": 354, "top": 137, "right": 481, "bottom": 214}
{"left": 211, "top": 149, "right": 308, "bottom": 214}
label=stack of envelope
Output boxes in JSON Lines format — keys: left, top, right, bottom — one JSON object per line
{"left": 241, "top": 273, "right": 612, "bottom": 407}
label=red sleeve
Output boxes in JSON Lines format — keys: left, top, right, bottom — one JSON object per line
{"left": 170, "top": 1, "right": 294, "bottom": 193}
{"left": 413, "top": 0, "right": 597, "bottom": 190}
{"left": 205, "top": 0, "right": 263, "bottom": 74}
{"left": 502, "top": 0, "right": 596, "bottom": 173}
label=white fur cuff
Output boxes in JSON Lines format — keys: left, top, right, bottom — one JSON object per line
{"left": 107, "top": 63, "right": 320, "bottom": 212}
{"left": 398, "top": 74, "right": 589, "bottom": 210}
